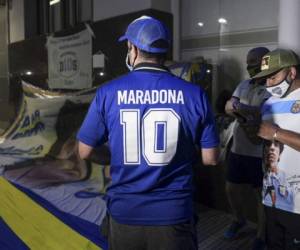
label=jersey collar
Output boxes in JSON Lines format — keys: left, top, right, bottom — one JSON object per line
{"left": 133, "top": 63, "right": 170, "bottom": 73}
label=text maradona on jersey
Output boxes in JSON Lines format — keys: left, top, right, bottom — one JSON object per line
{"left": 117, "top": 90, "right": 185, "bottom": 105}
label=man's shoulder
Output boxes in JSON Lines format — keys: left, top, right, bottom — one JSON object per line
{"left": 96, "top": 73, "right": 132, "bottom": 92}
{"left": 235, "top": 79, "right": 252, "bottom": 89}
{"left": 95, "top": 71, "right": 206, "bottom": 102}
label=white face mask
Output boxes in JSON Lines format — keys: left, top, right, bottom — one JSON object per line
{"left": 125, "top": 52, "right": 134, "bottom": 71}
{"left": 266, "top": 78, "right": 290, "bottom": 98}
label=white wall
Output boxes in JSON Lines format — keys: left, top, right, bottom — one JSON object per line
{"left": 182, "top": 0, "right": 278, "bottom": 38}
{"left": 278, "top": 0, "right": 300, "bottom": 55}
{"left": 182, "top": 0, "right": 219, "bottom": 37}
{"left": 9, "top": 0, "right": 25, "bottom": 43}
{"left": 180, "top": 0, "right": 279, "bottom": 105}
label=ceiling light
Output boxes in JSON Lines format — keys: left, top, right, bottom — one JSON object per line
{"left": 197, "top": 22, "right": 204, "bottom": 27}
{"left": 50, "top": 0, "right": 60, "bottom": 6}
{"left": 218, "top": 18, "right": 227, "bottom": 24}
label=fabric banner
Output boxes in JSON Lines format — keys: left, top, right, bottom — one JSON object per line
{"left": 0, "top": 81, "right": 96, "bottom": 167}
{"left": 47, "top": 29, "right": 92, "bottom": 89}
{"left": 0, "top": 177, "right": 103, "bottom": 250}
{"left": 166, "top": 61, "right": 211, "bottom": 91}
{"left": 0, "top": 81, "right": 108, "bottom": 250}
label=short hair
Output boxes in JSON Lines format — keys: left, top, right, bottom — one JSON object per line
{"left": 139, "top": 49, "right": 167, "bottom": 61}
{"left": 139, "top": 39, "right": 169, "bottom": 60}
{"left": 264, "top": 139, "right": 284, "bottom": 154}
{"left": 295, "top": 64, "right": 300, "bottom": 78}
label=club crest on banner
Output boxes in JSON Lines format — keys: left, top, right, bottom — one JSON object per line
{"left": 47, "top": 29, "right": 92, "bottom": 89}
{"left": 291, "top": 100, "right": 300, "bottom": 113}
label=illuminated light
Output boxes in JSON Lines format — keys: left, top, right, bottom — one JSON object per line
{"left": 25, "top": 71, "right": 33, "bottom": 75}
{"left": 50, "top": 0, "right": 60, "bottom": 6}
{"left": 99, "top": 72, "right": 105, "bottom": 76}
{"left": 206, "top": 69, "right": 211, "bottom": 74}
{"left": 218, "top": 18, "right": 227, "bottom": 24}
{"left": 219, "top": 48, "right": 229, "bottom": 52}
{"left": 197, "top": 22, "right": 204, "bottom": 27}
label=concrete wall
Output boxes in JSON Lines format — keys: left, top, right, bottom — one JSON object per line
{"left": 93, "top": 0, "right": 152, "bottom": 21}
{"left": 151, "top": 0, "right": 171, "bottom": 13}
{"left": 93, "top": 0, "right": 173, "bottom": 21}
{"left": 9, "top": 0, "right": 25, "bottom": 43}
{"left": 0, "top": 3, "right": 13, "bottom": 128}
{"left": 0, "top": 5, "right": 9, "bottom": 102}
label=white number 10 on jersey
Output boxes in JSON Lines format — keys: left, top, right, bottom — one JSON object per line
{"left": 120, "top": 108, "right": 181, "bottom": 166}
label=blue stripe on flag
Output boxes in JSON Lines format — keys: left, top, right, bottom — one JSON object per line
{"left": 0, "top": 217, "right": 30, "bottom": 250}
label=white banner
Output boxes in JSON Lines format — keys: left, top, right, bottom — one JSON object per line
{"left": 0, "top": 81, "right": 96, "bottom": 167}
{"left": 47, "top": 29, "right": 92, "bottom": 89}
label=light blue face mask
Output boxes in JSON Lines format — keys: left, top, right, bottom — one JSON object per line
{"left": 266, "top": 78, "right": 291, "bottom": 98}
{"left": 125, "top": 53, "right": 134, "bottom": 71}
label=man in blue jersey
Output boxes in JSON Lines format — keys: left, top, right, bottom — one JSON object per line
{"left": 255, "top": 49, "right": 300, "bottom": 250}
{"left": 77, "top": 16, "right": 219, "bottom": 250}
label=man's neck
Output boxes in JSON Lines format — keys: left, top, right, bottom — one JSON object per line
{"left": 134, "top": 57, "right": 163, "bottom": 66}
{"left": 294, "top": 79, "right": 300, "bottom": 90}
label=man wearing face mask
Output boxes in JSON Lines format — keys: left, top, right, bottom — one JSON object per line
{"left": 256, "top": 49, "right": 300, "bottom": 250}
{"left": 224, "top": 47, "right": 270, "bottom": 250}
{"left": 77, "top": 16, "right": 220, "bottom": 250}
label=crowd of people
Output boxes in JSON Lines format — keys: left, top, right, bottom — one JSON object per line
{"left": 76, "top": 15, "right": 300, "bottom": 250}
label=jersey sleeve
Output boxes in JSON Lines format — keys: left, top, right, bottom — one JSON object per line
{"left": 232, "top": 80, "right": 248, "bottom": 99}
{"left": 76, "top": 89, "right": 108, "bottom": 147}
{"left": 197, "top": 91, "right": 220, "bottom": 148}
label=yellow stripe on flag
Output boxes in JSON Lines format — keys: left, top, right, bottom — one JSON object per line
{"left": 0, "top": 177, "right": 101, "bottom": 250}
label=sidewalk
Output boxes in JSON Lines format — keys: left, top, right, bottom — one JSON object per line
{"left": 197, "top": 205, "right": 257, "bottom": 250}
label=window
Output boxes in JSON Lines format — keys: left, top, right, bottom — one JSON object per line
{"left": 26, "top": 0, "right": 93, "bottom": 35}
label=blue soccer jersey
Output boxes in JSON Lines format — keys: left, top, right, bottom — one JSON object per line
{"left": 77, "top": 63, "right": 219, "bottom": 225}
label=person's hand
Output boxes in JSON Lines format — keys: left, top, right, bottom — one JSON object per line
{"left": 257, "top": 121, "right": 279, "bottom": 140}
{"left": 231, "top": 99, "right": 240, "bottom": 110}
{"left": 225, "top": 99, "right": 235, "bottom": 112}
{"left": 225, "top": 99, "right": 246, "bottom": 123}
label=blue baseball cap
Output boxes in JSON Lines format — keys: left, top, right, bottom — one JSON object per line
{"left": 118, "top": 16, "right": 171, "bottom": 53}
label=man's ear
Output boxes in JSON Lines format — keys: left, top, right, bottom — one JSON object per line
{"left": 290, "top": 66, "right": 297, "bottom": 80}
{"left": 127, "top": 41, "right": 136, "bottom": 53}
{"left": 131, "top": 44, "right": 138, "bottom": 57}
{"left": 129, "top": 44, "right": 138, "bottom": 66}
